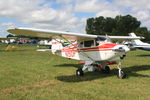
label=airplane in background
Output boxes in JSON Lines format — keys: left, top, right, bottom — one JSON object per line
{"left": 0, "top": 37, "right": 16, "bottom": 44}
{"left": 38, "top": 40, "right": 52, "bottom": 46}
{"left": 7, "top": 28, "right": 142, "bottom": 79}
{"left": 129, "top": 33, "right": 150, "bottom": 51}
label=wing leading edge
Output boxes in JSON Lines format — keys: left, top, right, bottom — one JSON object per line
{"left": 7, "top": 27, "right": 143, "bottom": 42}
{"left": 7, "top": 27, "right": 97, "bottom": 42}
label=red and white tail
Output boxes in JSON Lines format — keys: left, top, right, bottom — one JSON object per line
{"left": 51, "top": 39, "right": 63, "bottom": 54}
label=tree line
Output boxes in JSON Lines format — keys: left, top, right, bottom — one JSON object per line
{"left": 86, "top": 15, "right": 150, "bottom": 41}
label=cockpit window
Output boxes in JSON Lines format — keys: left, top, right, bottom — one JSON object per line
{"left": 84, "top": 40, "right": 94, "bottom": 47}
{"left": 78, "top": 42, "right": 84, "bottom": 48}
{"left": 78, "top": 40, "right": 95, "bottom": 48}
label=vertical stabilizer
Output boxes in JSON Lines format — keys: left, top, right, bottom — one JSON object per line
{"left": 129, "top": 33, "right": 144, "bottom": 45}
{"left": 51, "top": 39, "right": 63, "bottom": 54}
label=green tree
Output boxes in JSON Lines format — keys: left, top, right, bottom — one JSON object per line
{"left": 103, "top": 17, "right": 116, "bottom": 35}
{"left": 86, "top": 18, "right": 95, "bottom": 35}
{"left": 135, "top": 27, "right": 150, "bottom": 41}
{"left": 86, "top": 14, "right": 150, "bottom": 42}
{"left": 86, "top": 14, "right": 141, "bottom": 35}
{"left": 114, "top": 15, "right": 141, "bottom": 35}
{"left": 86, "top": 16, "right": 106, "bottom": 35}
{"left": 7, "top": 34, "right": 15, "bottom": 38}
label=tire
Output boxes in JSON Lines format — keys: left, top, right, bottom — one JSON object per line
{"left": 102, "top": 66, "right": 110, "bottom": 74}
{"left": 76, "top": 68, "right": 84, "bottom": 76}
{"left": 117, "top": 70, "right": 126, "bottom": 79}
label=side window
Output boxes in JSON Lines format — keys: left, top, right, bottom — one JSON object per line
{"left": 79, "top": 40, "right": 98, "bottom": 48}
{"left": 78, "top": 42, "right": 84, "bottom": 48}
{"left": 84, "top": 40, "right": 95, "bottom": 47}
{"left": 95, "top": 39, "right": 99, "bottom": 46}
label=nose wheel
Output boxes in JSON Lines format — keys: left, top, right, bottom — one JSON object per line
{"left": 117, "top": 69, "right": 126, "bottom": 79}
{"left": 116, "top": 61, "right": 127, "bottom": 79}
{"left": 76, "top": 68, "right": 84, "bottom": 76}
{"left": 101, "top": 65, "right": 110, "bottom": 74}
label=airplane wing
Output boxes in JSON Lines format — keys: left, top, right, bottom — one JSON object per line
{"left": 108, "top": 36, "right": 143, "bottom": 40}
{"left": 7, "top": 27, "right": 143, "bottom": 42}
{"left": 7, "top": 27, "right": 97, "bottom": 42}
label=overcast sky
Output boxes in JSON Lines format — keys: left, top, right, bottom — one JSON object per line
{"left": 0, "top": 0, "right": 150, "bottom": 37}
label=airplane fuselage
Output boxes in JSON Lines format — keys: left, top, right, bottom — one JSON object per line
{"left": 135, "top": 45, "right": 150, "bottom": 51}
{"left": 55, "top": 42, "right": 128, "bottom": 62}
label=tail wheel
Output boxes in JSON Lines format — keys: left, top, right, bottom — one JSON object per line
{"left": 102, "top": 66, "right": 110, "bottom": 74}
{"left": 76, "top": 68, "right": 84, "bottom": 76}
{"left": 117, "top": 69, "right": 126, "bottom": 79}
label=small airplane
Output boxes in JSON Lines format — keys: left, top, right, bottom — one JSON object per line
{"left": 38, "top": 40, "right": 52, "bottom": 46}
{"left": 7, "top": 28, "right": 142, "bottom": 79}
{"left": 0, "top": 37, "right": 16, "bottom": 44}
{"left": 129, "top": 33, "right": 150, "bottom": 51}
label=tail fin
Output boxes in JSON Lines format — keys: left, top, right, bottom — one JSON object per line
{"left": 129, "top": 33, "right": 144, "bottom": 45}
{"left": 51, "top": 39, "right": 63, "bottom": 54}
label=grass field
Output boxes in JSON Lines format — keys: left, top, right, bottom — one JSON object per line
{"left": 0, "top": 43, "right": 150, "bottom": 100}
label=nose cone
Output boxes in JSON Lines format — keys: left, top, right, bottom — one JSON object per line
{"left": 113, "top": 45, "right": 130, "bottom": 52}
{"left": 123, "top": 45, "right": 130, "bottom": 52}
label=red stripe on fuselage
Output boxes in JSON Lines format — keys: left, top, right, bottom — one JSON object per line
{"left": 62, "top": 43, "right": 119, "bottom": 52}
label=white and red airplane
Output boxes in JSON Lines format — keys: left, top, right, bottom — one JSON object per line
{"left": 7, "top": 28, "right": 142, "bottom": 79}
{"left": 129, "top": 33, "right": 150, "bottom": 51}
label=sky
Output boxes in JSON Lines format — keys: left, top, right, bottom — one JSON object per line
{"left": 0, "top": 0, "right": 150, "bottom": 37}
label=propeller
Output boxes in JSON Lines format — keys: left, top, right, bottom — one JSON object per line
{"left": 113, "top": 45, "right": 130, "bottom": 52}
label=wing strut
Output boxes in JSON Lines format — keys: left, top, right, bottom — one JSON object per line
{"left": 57, "top": 35, "right": 95, "bottom": 61}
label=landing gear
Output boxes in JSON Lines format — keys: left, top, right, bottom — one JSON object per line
{"left": 76, "top": 61, "right": 127, "bottom": 79}
{"left": 101, "top": 66, "right": 110, "bottom": 74}
{"left": 76, "top": 68, "right": 84, "bottom": 76}
{"left": 117, "top": 61, "right": 127, "bottom": 79}
{"left": 76, "top": 61, "right": 111, "bottom": 76}
{"left": 117, "top": 69, "right": 126, "bottom": 79}
{"left": 76, "top": 61, "right": 93, "bottom": 76}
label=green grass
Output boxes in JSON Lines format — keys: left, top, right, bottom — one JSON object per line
{"left": 0, "top": 43, "right": 150, "bottom": 100}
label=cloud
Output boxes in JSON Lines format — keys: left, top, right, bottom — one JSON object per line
{"left": 115, "top": 0, "right": 150, "bottom": 10}
{"left": 141, "top": 20, "right": 150, "bottom": 29}
{"left": 0, "top": 0, "right": 85, "bottom": 34}
{"left": 96, "top": 10, "right": 121, "bottom": 18}
{"left": 55, "top": 0, "right": 73, "bottom": 4}
{"left": 75, "top": 0, "right": 150, "bottom": 29}
{"left": 113, "top": 0, "right": 150, "bottom": 28}
{"left": 75, "top": 0, "right": 113, "bottom": 12}
{"left": 114, "top": 0, "right": 150, "bottom": 16}
{"left": 0, "top": 22, "right": 16, "bottom": 37}
{"left": 0, "top": 0, "right": 43, "bottom": 18}
{"left": 136, "top": 11, "right": 150, "bottom": 20}
{"left": 75, "top": 0, "right": 100, "bottom": 12}
{"left": 0, "top": 0, "right": 150, "bottom": 37}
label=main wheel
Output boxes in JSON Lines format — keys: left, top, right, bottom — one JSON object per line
{"left": 102, "top": 66, "right": 110, "bottom": 74}
{"left": 76, "top": 68, "right": 84, "bottom": 76}
{"left": 117, "top": 69, "right": 126, "bottom": 79}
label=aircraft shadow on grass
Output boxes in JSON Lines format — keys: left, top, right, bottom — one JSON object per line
{"left": 55, "top": 64, "right": 150, "bottom": 82}
{"left": 137, "top": 54, "right": 150, "bottom": 57}
{"left": 54, "top": 63, "right": 83, "bottom": 69}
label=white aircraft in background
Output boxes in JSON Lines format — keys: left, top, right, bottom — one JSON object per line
{"left": 7, "top": 28, "right": 142, "bottom": 79}
{"left": 129, "top": 33, "right": 150, "bottom": 51}
{"left": 0, "top": 37, "right": 16, "bottom": 44}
